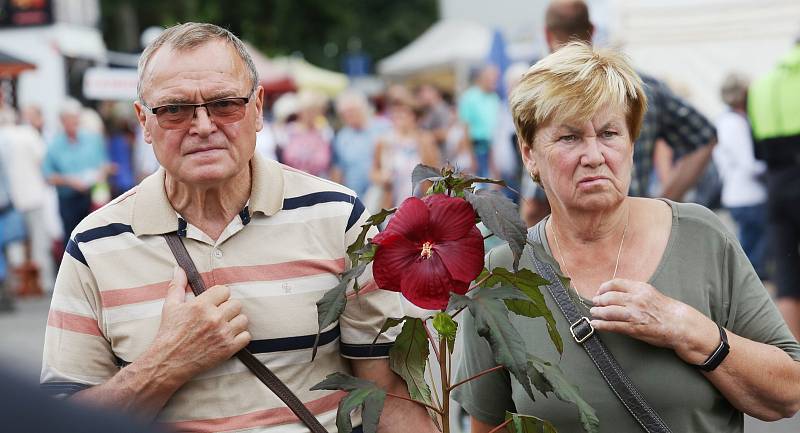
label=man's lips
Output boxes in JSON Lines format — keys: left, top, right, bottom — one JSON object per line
{"left": 185, "top": 146, "right": 225, "bottom": 155}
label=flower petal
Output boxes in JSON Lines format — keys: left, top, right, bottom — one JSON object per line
{"left": 434, "top": 226, "right": 485, "bottom": 283}
{"left": 424, "top": 194, "right": 478, "bottom": 241}
{"left": 399, "top": 254, "right": 466, "bottom": 310}
{"left": 383, "top": 197, "right": 430, "bottom": 242}
{"left": 372, "top": 233, "right": 420, "bottom": 292}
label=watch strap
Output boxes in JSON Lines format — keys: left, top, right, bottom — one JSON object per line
{"left": 695, "top": 324, "right": 730, "bottom": 372}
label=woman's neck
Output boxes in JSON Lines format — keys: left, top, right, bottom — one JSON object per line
{"left": 165, "top": 167, "right": 252, "bottom": 241}
{"left": 548, "top": 198, "right": 630, "bottom": 247}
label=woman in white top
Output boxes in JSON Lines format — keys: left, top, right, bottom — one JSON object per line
{"left": 713, "top": 73, "right": 768, "bottom": 278}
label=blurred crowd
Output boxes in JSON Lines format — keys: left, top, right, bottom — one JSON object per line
{"left": 0, "top": 53, "right": 786, "bottom": 324}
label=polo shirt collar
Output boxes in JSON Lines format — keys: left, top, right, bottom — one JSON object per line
{"left": 131, "top": 154, "right": 285, "bottom": 236}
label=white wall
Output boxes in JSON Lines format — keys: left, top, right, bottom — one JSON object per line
{"left": 611, "top": 0, "right": 800, "bottom": 118}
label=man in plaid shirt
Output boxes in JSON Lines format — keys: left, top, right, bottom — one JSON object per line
{"left": 521, "top": 0, "right": 716, "bottom": 225}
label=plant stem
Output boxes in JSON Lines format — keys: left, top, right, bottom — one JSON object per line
{"left": 448, "top": 365, "right": 505, "bottom": 392}
{"left": 426, "top": 358, "right": 442, "bottom": 410}
{"left": 487, "top": 419, "right": 512, "bottom": 433}
{"left": 483, "top": 233, "right": 493, "bottom": 240}
{"left": 439, "top": 335, "right": 450, "bottom": 433}
{"left": 423, "top": 318, "right": 441, "bottom": 361}
{"left": 385, "top": 392, "right": 441, "bottom": 414}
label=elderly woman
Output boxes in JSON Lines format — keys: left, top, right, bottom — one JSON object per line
{"left": 453, "top": 42, "right": 800, "bottom": 433}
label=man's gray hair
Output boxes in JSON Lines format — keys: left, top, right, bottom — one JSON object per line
{"left": 137, "top": 22, "right": 259, "bottom": 104}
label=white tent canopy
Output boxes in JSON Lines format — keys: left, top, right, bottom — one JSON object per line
{"left": 378, "top": 20, "right": 493, "bottom": 90}
{"left": 610, "top": 0, "right": 800, "bottom": 117}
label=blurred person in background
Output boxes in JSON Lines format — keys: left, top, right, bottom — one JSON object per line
{"left": 458, "top": 64, "right": 500, "bottom": 178}
{"left": 748, "top": 36, "right": 800, "bottom": 339}
{"left": 520, "top": 0, "right": 717, "bottom": 226}
{"left": 278, "top": 90, "right": 333, "bottom": 178}
{"left": 492, "top": 62, "right": 530, "bottom": 202}
{"left": 713, "top": 73, "right": 768, "bottom": 279}
{"left": 43, "top": 99, "right": 110, "bottom": 250}
{"left": 106, "top": 105, "right": 137, "bottom": 198}
{"left": 21, "top": 105, "right": 48, "bottom": 140}
{"left": 1, "top": 108, "right": 56, "bottom": 293}
{"left": 331, "top": 90, "right": 387, "bottom": 202}
{"left": 372, "top": 93, "right": 439, "bottom": 208}
{"left": 416, "top": 84, "right": 452, "bottom": 150}
{"left": 442, "top": 106, "right": 476, "bottom": 174}
{"left": 1, "top": 366, "right": 164, "bottom": 433}
{"left": 0, "top": 110, "right": 20, "bottom": 311}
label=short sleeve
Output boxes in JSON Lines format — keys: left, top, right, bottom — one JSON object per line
{"left": 338, "top": 197, "right": 405, "bottom": 359}
{"left": 723, "top": 234, "right": 800, "bottom": 361}
{"left": 653, "top": 80, "right": 717, "bottom": 157}
{"left": 451, "top": 249, "right": 516, "bottom": 426}
{"left": 41, "top": 241, "right": 118, "bottom": 397}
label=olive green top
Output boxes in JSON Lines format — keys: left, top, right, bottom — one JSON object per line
{"left": 452, "top": 200, "right": 800, "bottom": 433}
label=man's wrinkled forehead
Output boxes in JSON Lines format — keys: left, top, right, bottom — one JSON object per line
{"left": 140, "top": 40, "right": 249, "bottom": 102}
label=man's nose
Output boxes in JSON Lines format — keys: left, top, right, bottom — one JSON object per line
{"left": 190, "top": 106, "right": 216, "bottom": 136}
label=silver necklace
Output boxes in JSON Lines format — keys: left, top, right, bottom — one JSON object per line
{"left": 551, "top": 208, "right": 630, "bottom": 310}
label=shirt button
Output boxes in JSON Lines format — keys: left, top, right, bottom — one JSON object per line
{"left": 213, "top": 249, "right": 223, "bottom": 259}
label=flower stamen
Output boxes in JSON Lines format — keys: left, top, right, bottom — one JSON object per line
{"left": 420, "top": 241, "right": 433, "bottom": 259}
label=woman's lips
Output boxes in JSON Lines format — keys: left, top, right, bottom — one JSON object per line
{"left": 578, "top": 176, "right": 609, "bottom": 186}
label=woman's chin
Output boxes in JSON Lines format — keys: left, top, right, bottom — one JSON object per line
{"left": 572, "top": 190, "right": 625, "bottom": 211}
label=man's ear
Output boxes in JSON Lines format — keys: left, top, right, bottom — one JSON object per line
{"left": 133, "top": 101, "right": 152, "bottom": 144}
{"left": 254, "top": 86, "right": 265, "bottom": 132}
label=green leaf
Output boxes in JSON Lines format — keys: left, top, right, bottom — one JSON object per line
{"left": 504, "top": 411, "right": 558, "bottom": 433}
{"left": 528, "top": 355, "right": 600, "bottom": 433}
{"left": 464, "top": 190, "right": 527, "bottom": 271}
{"left": 346, "top": 207, "right": 397, "bottom": 264}
{"left": 447, "top": 288, "right": 535, "bottom": 401}
{"left": 452, "top": 175, "right": 507, "bottom": 194}
{"left": 312, "top": 263, "right": 367, "bottom": 360}
{"left": 432, "top": 312, "right": 458, "bottom": 353}
{"left": 389, "top": 318, "right": 433, "bottom": 406}
{"left": 311, "top": 373, "right": 387, "bottom": 433}
{"left": 371, "top": 316, "right": 410, "bottom": 346}
{"left": 482, "top": 268, "right": 563, "bottom": 355}
{"left": 411, "top": 164, "right": 444, "bottom": 191}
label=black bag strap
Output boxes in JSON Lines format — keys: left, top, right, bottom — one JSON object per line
{"left": 163, "top": 233, "right": 329, "bottom": 433}
{"left": 527, "top": 227, "right": 673, "bottom": 433}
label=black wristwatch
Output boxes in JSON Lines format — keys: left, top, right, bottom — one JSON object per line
{"left": 695, "top": 324, "right": 730, "bottom": 372}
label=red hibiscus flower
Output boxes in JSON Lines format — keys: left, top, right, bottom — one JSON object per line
{"left": 371, "top": 194, "right": 485, "bottom": 310}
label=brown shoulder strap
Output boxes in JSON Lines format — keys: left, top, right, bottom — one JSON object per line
{"left": 163, "top": 233, "right": 329, "bottom": 433}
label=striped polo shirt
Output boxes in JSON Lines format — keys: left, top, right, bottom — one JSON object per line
{"left": 41, "top": 154, "right": 403, "bottom": 432}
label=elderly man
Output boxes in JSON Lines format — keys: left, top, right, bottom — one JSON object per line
{"left": 331, "top": 90, "right": 387, "bottom": 200}
{"left": 43, "top": 99, "right": 109, "bottom": 248}
{"left": 41, "top": 23, "right": 433, "bottom": 433}
{"left": 520, "top": 0, "right": 717, "bottom": 225}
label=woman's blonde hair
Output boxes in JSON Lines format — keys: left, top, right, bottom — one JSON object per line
{"left": 510, "top": 41, "right": 647, "bottom": 149}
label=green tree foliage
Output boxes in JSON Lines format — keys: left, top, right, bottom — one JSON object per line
{"left": 100, "top": 0, "right": 438, "bottom": 71}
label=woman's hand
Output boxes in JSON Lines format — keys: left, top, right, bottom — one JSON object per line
{"left": 589, "top": 278, "right": 720, "bottom": 364}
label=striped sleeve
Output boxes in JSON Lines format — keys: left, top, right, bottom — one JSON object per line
{"left": 339, "top": 197, "right": 404, "bottom": 359}
{"left": 41, "top": 238, "right": 118, "bottom": 397}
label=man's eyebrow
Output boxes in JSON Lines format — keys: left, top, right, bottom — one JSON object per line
{"left": 153, "top": 96, "right": 195, "bottom": 106}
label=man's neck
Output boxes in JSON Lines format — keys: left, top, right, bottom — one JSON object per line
{"left": 164, "top": 166, "right": 252, "bottom": 241}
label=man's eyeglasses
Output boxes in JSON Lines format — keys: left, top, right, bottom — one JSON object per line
{"left": 142, "top": 94, "right": 252, "bottom": 130}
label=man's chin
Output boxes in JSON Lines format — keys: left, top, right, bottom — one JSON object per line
{"left": 178, "top": 165, "right": 241, "bottom": 187}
